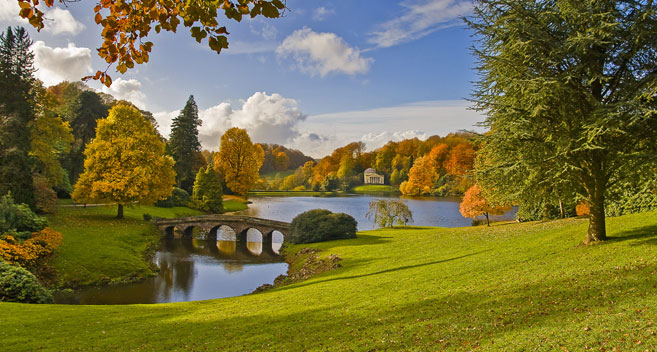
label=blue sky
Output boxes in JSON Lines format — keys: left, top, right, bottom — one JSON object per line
{"left": 0, "top": 0, "right": 485, "bottom": 157}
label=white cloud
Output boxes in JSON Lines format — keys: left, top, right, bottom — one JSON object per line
{"left": 312, "top": 7, "right": 335, "bottom": 21}
{"left": 361, "top": 130, "right": 430, "bottom": 151}
{"left": 276, "top": 27, "right": 373, "bottom": 77}
{"left": 101, "top": 78, "right": 147, "bottom": 109}
{"left": 0, "top": 1, "right": 84, "bottom": 35}
{"left": 369, "top": 0, "right": 472, "bottom": 48}
{"left": 250, "top": 22, "right": 278, "bottom": 41}
{"left": 31, "top": 41, "right": 92, "bottom": 86}
{"left": 155, "top": 92, "right": 311, "bottom": 151}
{"left": 43, "top": 8, "right": 85, "bottom": 35}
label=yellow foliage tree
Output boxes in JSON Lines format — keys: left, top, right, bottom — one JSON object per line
{"left": 459, "top": 184, "right": 511, "bottom": 226}
{"left": 400, "top": 155, "right": 438, "bottom": 195}
{"left": 214, "top": 127, "right": 264, "bottom": 197}
{"left": 72, "top": 104, "right": 175, "bottom": 218}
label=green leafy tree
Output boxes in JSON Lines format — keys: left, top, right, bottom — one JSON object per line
{"left": 0, "top": 26, "right": 36, "bottom": 208}
{"left": 72, "top": 104, "right": 175, "bottom": 219}
{"left": 366, "top": 199, "right": 413, "bottom": 228}
{"left": 191, "top": 166, "right": 223, "bottom": 213}
{"left": 169, "top": 95, "right": 203, "bottom": 192}
{"left": 469, "top": 0, "right": 657, "bottom": 244}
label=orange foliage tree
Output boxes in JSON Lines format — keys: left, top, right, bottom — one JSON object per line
{"left": 399, "top": 155, "right": 438, "bottom": 195}
{"left": 16, "top": 0, "right": 286, "bottom": 86}
{"left": 459, "top": 184, "right": 511, "bottom": 226}
{"left": 445, "top": 142, "right": 476, "bottom": 176}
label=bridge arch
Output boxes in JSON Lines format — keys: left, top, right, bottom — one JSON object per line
{"left": 210, "top": 224, "right": 237, "bottom": 241}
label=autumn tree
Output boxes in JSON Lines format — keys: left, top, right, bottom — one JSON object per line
{"left": 274, "top": 151, "right": 289, "bottom": 171}
{"left": 469, "top": 0, "right": 657, "bottom": 243}
{"left": 16, "top": 0, "right": 286, "bottom": 86}
{"left": 72, "top": 104, "right": 175, "bottom": 218}
{"left": 366, "top": 199, "right": 413, "bottom": 228}
{"left": 191, "top": 166, "right": 223, "bottom": 213}
{"left": 214, "top": 127, "right": 264, "bottom": 197}
{"left": 169, "top": 95, "right": 203, "bottom": 192}
{"left": 400, "top": 155, "right": 438, "bottom": 195}
{"left": 459, "top": 185, "right": 511, "bottom": 226}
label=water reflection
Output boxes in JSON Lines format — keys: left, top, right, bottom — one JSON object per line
{"left": 54, "top": 238, "right": 287, "bottom": 305}
{"left": 236, "top": 195, "right": 517, "bottom": 230}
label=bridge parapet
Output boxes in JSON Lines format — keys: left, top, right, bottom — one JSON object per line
{"left": 152, "top": 215, "right": 291, "bottom": 241}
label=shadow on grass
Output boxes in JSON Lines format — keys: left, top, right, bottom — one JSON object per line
{"left": 279, "top": 250, "right": 491, "bottom": 292}
{"left": 607, "top": 224, "right": 657, "bottom": 245}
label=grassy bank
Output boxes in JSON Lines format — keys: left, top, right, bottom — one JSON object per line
{"left": 46, "top": 204, "right": 201, "bottom": 287}
{"left": 351, "top": 184, "right": 395, "bottom": 193}
{"left": 2, "top": 211, "right": 657, "bottom": 350}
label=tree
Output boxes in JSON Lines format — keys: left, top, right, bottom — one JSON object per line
{"left": 67, "top": 90, "right": 109, "bottom": 184}
{"left": 214, "top": 127, "right": 264, "bottom": 197}
{"left": 460, "top": 185, "right": 511, "bottom": 227}
{"left": 400, "top": 155, "right": 438, "bottom": 195}
{"left": 274, "top": 151, "right": 289, "bottom": 171}
{"left": 366, "top": 199, "right": 413, "bottom": 228}
{"left": 0, "top": 26, "right": 36, "bottom": 208}
{"left": 29, "top": 108, "right": 74, "bottom": 191}
{"left": 444, "top": 142, "right": 475, "bottom": 176}
{"left": 16, "top": 0, "right": 286, "bottom": 86}
{"left": 169, "top": 95, "right": 203, "bottom": 192}
{"left": 336, "top": 154, "right": 355, "bottom": 180}
{"left": 191, "top": 166, "right": 223, "bottom": 213}
{"left": 72, "top": 104, "right": 175, "bottom": 219}
{"left": 469, "top": 1, "right": 657, "bottom": 243}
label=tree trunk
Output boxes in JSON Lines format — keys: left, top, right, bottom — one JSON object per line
{"left": 485, "top": 212, "right": 490, "bottom": 227}
{"left": 559, "top": 200, "right": 565, "bottom": 219}
{"left": 117, "top": 204, "right": 124, "bottom": 219}
{"left": 584, "top": 175, "right": 607, "bottom": 244}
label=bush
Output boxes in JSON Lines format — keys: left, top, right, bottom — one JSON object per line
{"left": 0, "top": 261, "right": 53, "bottom": 303}
{"left": 0, "top": 228, "right": 63, "bottom": 266}
{"left": 288, "top": 209, "right": 357, "bottom": 244}
{"left": 143, "top": 213, "right": 152, "bottom": 221}
{"left": 0, "top": 193, "right": 47, "bottom": 234}
{"left": 156, "top": 187, "right": 190, "bottom": 208}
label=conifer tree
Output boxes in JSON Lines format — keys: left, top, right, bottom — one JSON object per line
{"left": 191, "top": 166, "right": 223, "bottom": 213}
{"left": 169, "top": 95, "right": 202, "bottom": 192}
{"left": 0, "top": 26, "right": 36, "bottom": 208}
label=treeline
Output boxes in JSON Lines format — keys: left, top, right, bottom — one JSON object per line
{"left": 256, "top": 133, "right": 479, "bottom": 195}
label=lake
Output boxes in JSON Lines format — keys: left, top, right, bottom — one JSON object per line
{"left": 55, "top": 194, "right": 516, "bottom": 305}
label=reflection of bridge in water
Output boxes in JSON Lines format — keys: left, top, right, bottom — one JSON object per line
{"left": 153, "top": 215, "right": 291, "bottom": 257}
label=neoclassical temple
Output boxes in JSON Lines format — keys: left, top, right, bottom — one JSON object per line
{"left": 364, "top": 168, "right": 385, "bottom": 184}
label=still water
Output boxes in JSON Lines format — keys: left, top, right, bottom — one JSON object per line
{"left": 55, "top": 194, "right": 515, "bottom": 305}
{"left": 236, "top": 194, "right": 517, "bottom": 230}
{"left": 54, "top": 238, "right": 287, "bottom": 305}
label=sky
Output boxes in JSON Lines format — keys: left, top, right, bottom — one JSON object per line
{"left": 0, "top": 0, "right": 485, "bottom": 158}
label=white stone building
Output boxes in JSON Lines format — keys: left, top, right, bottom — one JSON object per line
{"left": 364, "top": 168, "right": 384, "bottom": 185}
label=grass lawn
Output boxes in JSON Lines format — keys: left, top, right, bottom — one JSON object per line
{"left": 352, "top": 184, "right": 395, "bottom": 193}
{"left": 2, "top": 211, "right": 657, "bottom": 350}
{"left": 222, "top": 195, "right": 249, "bottom": 212}
{"left": 45, "top": 204, "right": 201, "bottom": 287}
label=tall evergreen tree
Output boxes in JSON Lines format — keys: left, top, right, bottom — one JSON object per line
{"left": 169, "top": 95, "right": 202, "bottom": 192}
{"left": 0, "top": 26, "right": 36, "bottom": 207}
{"left": 469, "top": 1, "right": 657, "bottom": 244}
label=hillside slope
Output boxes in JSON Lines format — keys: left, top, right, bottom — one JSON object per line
{"left": 1, "top": 211, "right": 656, "bottom": 351}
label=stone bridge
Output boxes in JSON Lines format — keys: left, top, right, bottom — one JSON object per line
{"left": 153, "top": 215, "right": 291, "bottom": 251}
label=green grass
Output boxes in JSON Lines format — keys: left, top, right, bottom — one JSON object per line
{"left": 352, "top": 184, "right": 395, "bottom": 193}
{"left": 2, "top": 211, "right": 657, "bottom": 350}
{"left": 248, "top": 190, "right": 340, "bottom": 197}
{"left": 45, "top": 204, "right": 201, "bottom": 287}
{"left": 223, "top": 199, "right": 248, "bottom": 212}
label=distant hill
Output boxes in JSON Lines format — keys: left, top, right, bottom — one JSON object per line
{"left": 259, "top": 144, "right": 315, "bottom": 174}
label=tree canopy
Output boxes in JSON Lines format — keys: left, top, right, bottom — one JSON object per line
{"left": 169, "top": 95, "right": 203, "bottom": 192}
{"left": 72, "top": 104, "right": 175, "bottom": 218}
{"left": 15, "top": 0, "right": 286, "bottom": 86}
{"left": 459, "top": 185, "right": 511, "bottom": 227}
{"left": 469, "top": 0, "right": 657, "bottom": 243}
{"left": 214, "top": 127, "right": 264, "bottom": 197}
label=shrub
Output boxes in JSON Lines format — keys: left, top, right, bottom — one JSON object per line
{"left": 0, "top": 228, "right": 63, "bottom": 266}
{"left": 288, "top": 209, "right": 357, "bottom": 244}
{"left": 191, "top": 166, "right": 223, "bottom": 213}
{"left": 156, "top": 187, "right": 190, "bottom": 208}
{"left": 0, "top": 261, "right": 53, "bottom": 303}
{"left": 143, "top": 213, "right": 152, "bottom": 221}
{"left": 0, "top": 193, "right": 47, "bottom": 234}
{"left": 33, "top": 175, "right": 57, "bottom": 214}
